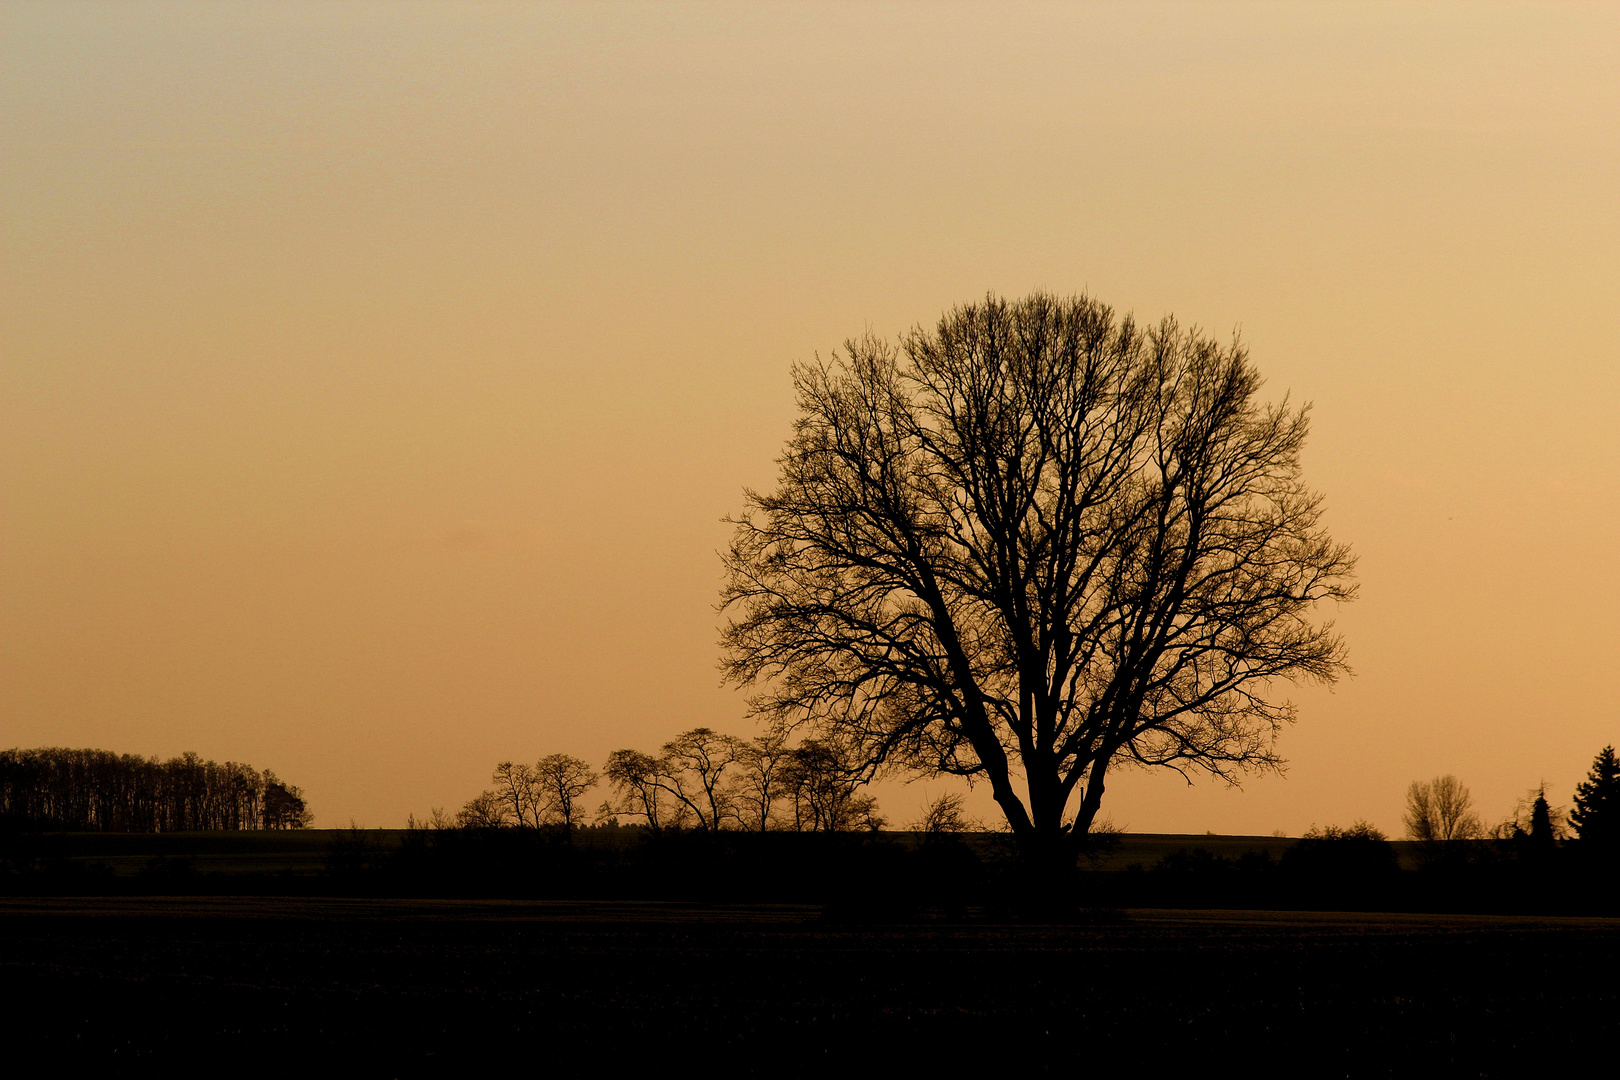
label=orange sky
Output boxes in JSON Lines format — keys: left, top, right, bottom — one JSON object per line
{"left": 5, "top": 2, "right": 1618, "bottom": 834}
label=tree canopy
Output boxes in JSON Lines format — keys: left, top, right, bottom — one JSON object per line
{"left": 721, "top": 292, "right": 1355, "bottom": 858}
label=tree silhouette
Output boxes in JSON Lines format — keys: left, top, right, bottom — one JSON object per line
{"left": 603, "top": 730, "right": 760, "bottom": 832}
{"left": 456, "top": 790, "right": 510, "bottom": 829}
{"left": 1529, "top": 788, "right": 1557, "bottom": 851}
{"left": 261, "top": 771, "right": 312, "bottom": 830}
{"left": 781, "top": 739, "right": 885, "bottom": 832}
{"left": 603, "top": 749, "right": 693, "bottom": 832}
{"left": 721, "top": 292, "right": 1354, "bottom": 869}
{"left": 1403, "top": 775, "right": 1482, "bottom": 865}
{"left": 1498, "top": 786, "right": 1568, "bottom": 848}
{"left": 659, "top": 728, "right": 745, "bottom": 830}
{"left": 1570, "top": 745, "right": 1618, "bottom": 849}
{"left": 492, "top": 761, "right": 542, "bottom": 828}
{"left": 911, "top": 792, "right": 974, "bottom": 835}
{"left": 732, "top": 732, "right": 793, "bottom": 831}
{"left": 534, "top": 754, "right": 598, "bottom": 833}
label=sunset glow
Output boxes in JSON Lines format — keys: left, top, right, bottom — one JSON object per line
{"left": 5, "top": 2, "right": 1618, "bottom": 833}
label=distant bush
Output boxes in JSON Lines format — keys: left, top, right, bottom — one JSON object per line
{"left": 1279, "top": 822, "right": 1399, "bottom": 905}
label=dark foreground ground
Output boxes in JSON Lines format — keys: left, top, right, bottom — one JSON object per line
{"left": 4, "top": 896, "right": 1615, "bottom": 1076}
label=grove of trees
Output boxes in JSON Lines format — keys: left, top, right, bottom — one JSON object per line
{"left": 0, "top": 747, "right": 311, "bottom": 831}
{"left": 601, "top": 730, "right": 884, "bottom": 833}
{"left": 719, "top": 292, "right": 1356, "bottom": 864}
{"left": 460, "top": 755, "right": 602, "bottom": 832}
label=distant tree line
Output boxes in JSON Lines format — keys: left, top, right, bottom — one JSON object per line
{"left": 437, "top": 729, "right": 887, "bottom": 835}
{"left": 438, "top": 737, "right": 1620, "bottom": 859}
{"left": 0, "top": 747, "right": 311, "bottom": 832}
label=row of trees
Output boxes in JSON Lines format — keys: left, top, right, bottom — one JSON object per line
{"left": 446, "top": 729, "right": 886, "bottom": 834}
{"left": 1403, "top": 745, "right": 1619, "bottom": 856}
{"left": 447, "top": 740, "right": 1620, "bottom": 850}
{"left": 0, "top": 747, "right": 311, "bottom": 832}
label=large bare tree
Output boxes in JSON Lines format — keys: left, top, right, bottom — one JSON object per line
{"left": 721, "top": 292, "right": 1355, "bottom": 864}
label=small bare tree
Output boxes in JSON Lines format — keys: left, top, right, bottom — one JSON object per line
{"left": 661, "top": 728, "right": 745, "bottom": 830}
{"left": 493, "top": 761, "right": 542, "bottom": 828}
{"left": 534, "top": 753, "right": 598, "bottom": 833}
{"left": 405, "top": 807, "right": 455, "bottom": 831}
{"left": 1495, "top": 786, "right": 1569, "bottom": 844}
{"left": 1404, "top": 775, "right": 1483, "bottom": 844}
{"left": 783, "top": 739, "right": 885, "bottom": 832}
{"left": 604, "top": 750, "right": 682, "bottom": 832}
{"left": 456, "top": 790, "right": 510, "bottom": 829}
{"left": 911, "top": 792, "right": 975, "bottom": 835}
{"left": 732, "top": 732, "right": 795, "bottom": 831}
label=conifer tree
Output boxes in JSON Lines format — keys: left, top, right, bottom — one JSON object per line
{"left": 1570, "top": 745, "right": 1619, "bottom": 848}
{"left": 1529, "top": 789, "right": 1556, "bottom": 850}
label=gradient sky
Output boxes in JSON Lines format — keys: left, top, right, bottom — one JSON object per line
{"left": 5, "top": 2, "right": 1618, "bottom": 834}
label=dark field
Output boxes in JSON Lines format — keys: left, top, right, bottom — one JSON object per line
{"left": 5, "top": 827, "right": 1303, "bottom": 873}
{"left": 11, "top": 828, "right": 1609, "bottom": 918}
{"left": 0, "top": 827, "right": 1345, "bottom": 885}
{"left": 4, "top": 895, "right": 1615, "bottom": 1076}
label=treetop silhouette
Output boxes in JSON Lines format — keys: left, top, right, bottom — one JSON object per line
{"left": 1571, "top": 745, "right": 1618, "bottom": 848}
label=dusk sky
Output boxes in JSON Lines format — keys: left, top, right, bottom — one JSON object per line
{"left": 5, "top": 2, "right": 1618, "bottom": 834}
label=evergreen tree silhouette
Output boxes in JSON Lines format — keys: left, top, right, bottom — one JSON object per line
{"left": 1571, "top": 746, "right": 1619, "bottom": 849}
{"left": 1530, "top": 789, "right": 1557, "bottom": 851}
